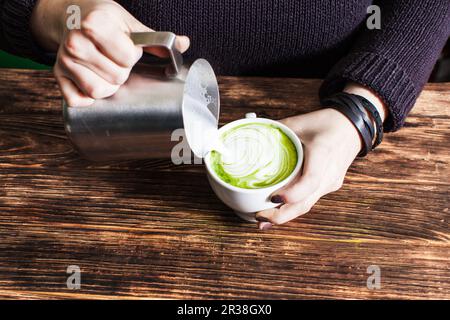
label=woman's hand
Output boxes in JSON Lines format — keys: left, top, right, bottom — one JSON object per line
{"left": 256, "top": 83, "right": 388, "bottom": 230}
{"left": 255, "top": 108, "right": 362, "bottom": 229}
{"left": 31, "top": 0, "right": 190, "bottom": 107}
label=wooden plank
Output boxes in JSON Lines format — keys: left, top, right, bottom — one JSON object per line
{"left": 0, "top": 227, "right": 448, "bottom": 299}
{"left": 0, "top": 69, "right": 449, "bottom": 299}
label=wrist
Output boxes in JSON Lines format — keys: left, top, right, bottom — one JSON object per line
{"left": 31, "top": 0, "right": 64, "bottom": 51}
{"left": 343, "top": 81, "right": 388, "bottom": 122}
{"left": 323, "top": 108, "right": 363, "bottom": 157}
{"left": 31, "top": 0, "right": 77, "bottom": 51}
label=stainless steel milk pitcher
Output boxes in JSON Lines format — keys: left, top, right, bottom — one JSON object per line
{"left": 63, "top": 32, "right": 220, "bottom": 161}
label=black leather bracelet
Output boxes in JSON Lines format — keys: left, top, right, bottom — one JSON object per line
{"left": 322, "top": 96, "right": 372, "bottom": 157}
{"left": 334, "top": 93, "right": 375, "bottom": 142}
{"left": 349, "top": 94, "right": 384, "bottom": 149}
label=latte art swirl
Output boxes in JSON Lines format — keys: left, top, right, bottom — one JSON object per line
{"left": 210, "top": 123, "right": 298, "bottom": 189}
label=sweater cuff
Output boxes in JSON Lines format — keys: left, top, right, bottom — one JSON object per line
{"left": 319, "top": 51, "right": 418, "bottom": 132}
{"left": 1, "top": 0, "right": 55, "bottom": 65}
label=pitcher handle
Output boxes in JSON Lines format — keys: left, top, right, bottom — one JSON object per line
{"left": 130, "top": 32, "right": 183, "bottom": 77}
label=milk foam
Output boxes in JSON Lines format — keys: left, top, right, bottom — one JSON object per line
{"left": 210, "top": 123, "right": 297, "bottom": 189}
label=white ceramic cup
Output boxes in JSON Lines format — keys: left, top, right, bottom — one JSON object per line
{"left": 204, "top": 113, "right": 303, "bottom": 222}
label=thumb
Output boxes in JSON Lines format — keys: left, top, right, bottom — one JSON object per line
{"left": 174, "top": 35, "right": 190, "bottom": 53}
{"left": 143, "top": 35, "right": 190, "bottom": 58}
{"left": 125, "top": 13, "right": 190, "bottom": 57}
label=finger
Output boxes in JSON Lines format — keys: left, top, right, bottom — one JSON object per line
{"left": 54, "top": 64, "right": 94, "bottom": 107}
{"left": 272, "top": 145, "right": 327, "bottom": 204}
{"left": 58, "top": 53, "right": 120, "bottom": 99}
{"left": 81, "top": 12, "right": 143, "bottom": 68}
{"left": 256, "top": 191, "right": 322, "bottom": 225}
{"left": 63, "top": 31, "right": 131, "bottom": 85}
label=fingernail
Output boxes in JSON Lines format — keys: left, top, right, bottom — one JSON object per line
{"left": 255, "top": 216, "right": 271, "bottom": 223}
{"left": 270, "top": 195, "right": 284, "bottom": 204}
{"left": 259, "top": 222, "right": 273, "bottom": 230}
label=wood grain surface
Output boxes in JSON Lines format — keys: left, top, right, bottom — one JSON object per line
{"left": 0, "top": 69, "right": 448, "bottom": 299}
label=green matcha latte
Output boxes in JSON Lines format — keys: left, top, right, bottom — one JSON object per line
{"left": 210, "top": 123, "right": 298, "bottom": 189}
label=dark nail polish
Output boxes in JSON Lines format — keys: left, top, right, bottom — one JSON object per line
{"left": 270, "top": 195, "right": 284, "bottom": 204}
{"left": 256, "top": 216, "right": 271, "bottom": 223}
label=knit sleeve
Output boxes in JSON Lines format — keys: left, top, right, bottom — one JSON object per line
{"left": 0, "top": 0, "right": 54, "bottom": 65}
{"left": 319, "top": 0, "right": 450, "bottom": 132}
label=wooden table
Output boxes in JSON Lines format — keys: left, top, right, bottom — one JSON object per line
{"left": 0, "top": 69, "right": 448, "bottom": 299}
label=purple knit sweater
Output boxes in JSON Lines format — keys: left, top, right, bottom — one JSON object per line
{"left": 1, "top": 0, "right": 449, "bottom": 131}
